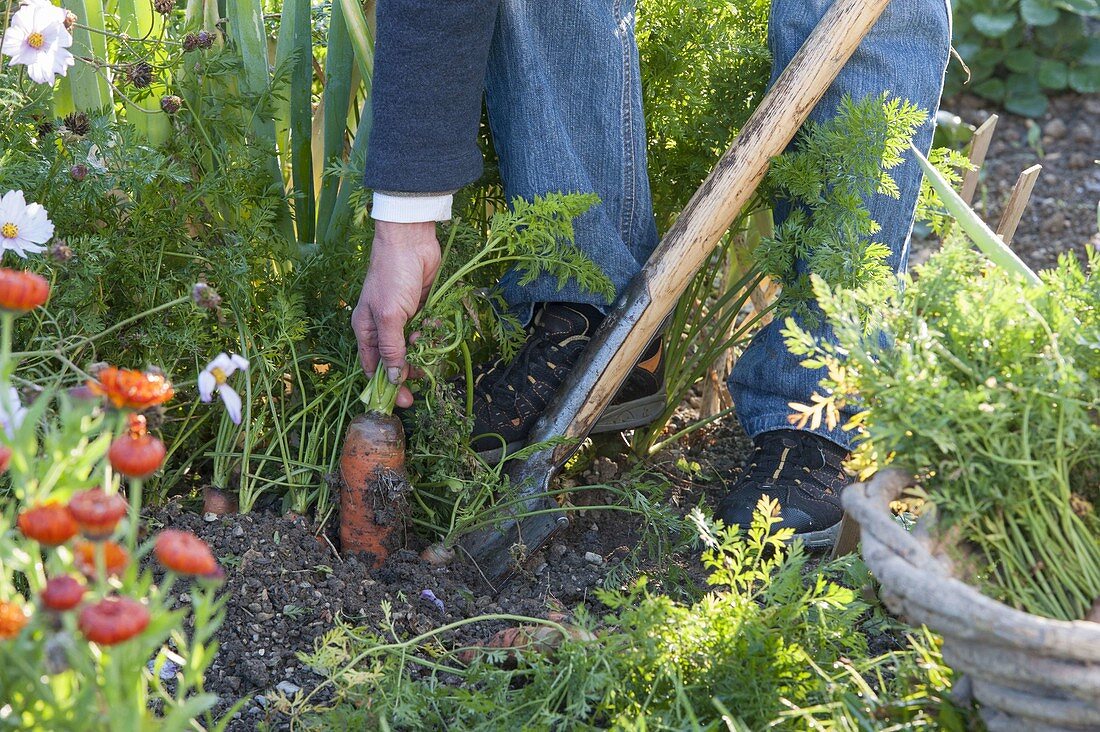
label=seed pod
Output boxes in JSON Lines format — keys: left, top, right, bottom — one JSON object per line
{"left": 153, "top": 0, "right": 173, "bottom": 14}
{"left": 62, "top": 9, "right": 76, "bottom": 29}
{"left": 61, "top": 112, "right": 90, "bottom": 136}
{"left": 125, "top": 61, "right": 154, "bottom": 89}
{"left": 69, "top": 164, "right": 87, "bottom": 182}
{"left": 159, "top": 95, "right": 182, "bottom": 114}
{"left": 182, "top": 33, "right": 200, "bottom": 52}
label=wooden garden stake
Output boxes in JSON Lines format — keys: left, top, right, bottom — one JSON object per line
{"left": 995, "top": 164, "right": 1042, "bottom": 245}
{"left": 960, "top": 114, "right": 998, "bottom": 205}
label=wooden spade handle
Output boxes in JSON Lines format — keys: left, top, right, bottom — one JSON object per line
{"left": 531, "top": 0, "right": 894, "bottom": 463}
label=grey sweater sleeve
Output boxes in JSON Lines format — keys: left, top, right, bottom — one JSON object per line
{"left": 362, "top": 0, "right": 500, "bottom": 193}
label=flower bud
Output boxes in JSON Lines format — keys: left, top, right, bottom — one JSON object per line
{"left": 159, "top": 95, "right": 182, "bottom": 114}
{"left": 70, "top": 164, "right": 87, "bottom": 182}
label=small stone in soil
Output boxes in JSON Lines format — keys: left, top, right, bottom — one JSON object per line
{"left": 276, "top": 680, "right": 301, "bottom": 697}
{"left": 550, "top": 543, "right": 567, "bottom": 561}
{"left": 1045, "top": 118, "right": 1067, "bottom": 140}
{"left": 255, "top": 695, "right": 268, "bottom": 709}
{"left": 232, "top": 524, "right": 245, "bottom": 538}
{"left": 204, "top": 512, "right": 218, "bottom": 522}
{"left": 584, "top": 551, "right": 604, "bottom": 566}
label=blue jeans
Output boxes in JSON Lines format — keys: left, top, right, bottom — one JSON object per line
{"left": 485, "top": 0, "right": 951, "bottom": 448}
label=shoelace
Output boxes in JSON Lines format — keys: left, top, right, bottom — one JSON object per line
{"left": 486, "top": 330, "right": 557, "bottom": 406}
{"left": 742, "top": 432, "right": 847, "bottom": 498}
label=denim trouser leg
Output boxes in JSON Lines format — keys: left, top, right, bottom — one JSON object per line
{"left": 484, "top": 0, "right": 659, "bottom": 316}
{"left": 728, "top": 0, "right": 952, "bottom": 449}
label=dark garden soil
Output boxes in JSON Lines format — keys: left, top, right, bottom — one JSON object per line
{"left": 912, "top": 92, "right": 1100, "bottom": 269}
{"left": 150, "top": 417, "right": 752, "bottom": 730}
{"left": 153, "top": 91, "right": 1098, "bottom": 729}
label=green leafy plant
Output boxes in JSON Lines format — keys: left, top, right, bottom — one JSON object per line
{"left": 948, "top": 0, "right": 1100, "bottom": 116}
{"left": 286, "top": 500, "right": 962, "bottom": 730}
{"left": 784, "top": 238, "right": 1100, "bottom": 621}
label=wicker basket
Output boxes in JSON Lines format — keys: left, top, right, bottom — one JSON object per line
{"left": 842, "top": 470, "right": 1100, "bottom": 732}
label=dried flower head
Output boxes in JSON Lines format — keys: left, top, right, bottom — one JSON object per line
{"left": 182, "top": 33, "right": 199, "bottom": 52}
{"left": 48, "top": 241, "right": 73, "bottom": 262}
{"left": 155, "top": 529, "right": 220, "bottom": 576}
{"left": 87, "top": 366, "right": 174, "bottom": 410}
{"left": 35, "top": 116, "right": 54, "bottom": 137}
{"left": 61, "top": 111, "right": 90, "bottom": 136}
{"left": 63, "top": 9, "right": 77, "bottom": 30}
{"left": 196, "top": 30, "right": 214, "bottom": 49}
{"left": 191, "top": 281, "right": 221, "bottom": 310}
{"left": 68, "top": 488, "right": 128, "bottom": 540}
{"left": 78, "top": 596, "right": 149, "bottom": 645}
{"left": 159, "top": 94, "right": 182, "bottom": 114}
{"left": 125, "top": 61, "right": 153, "bottom": 89}
{"left": 153, "top": 0, "right": 174, "bottom": 14}
{"left": 0, "top": 600, "right": 28, "bottom": 640}
{"left": 41, "top": 575, "right": 85, "bottom": 612}
{"left": 73, "top": 539, "right": 129, "bottom": 577}
{"left": 18, "top": 501, "right": 77, "bottom": 545}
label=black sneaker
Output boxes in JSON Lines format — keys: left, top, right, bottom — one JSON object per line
{"left": 467, "top": 302, "right": 665, "bottom": 462}
{"left": 715, "top": 429, "right": 851, "bottom": 550}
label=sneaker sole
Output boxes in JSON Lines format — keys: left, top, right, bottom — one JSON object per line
{"left": 474, "top": 393, "right": 666, "bottom": 464}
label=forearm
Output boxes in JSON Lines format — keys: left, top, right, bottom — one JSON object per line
{"left": 363, "top": 0, "right": 500, "bottom": 200}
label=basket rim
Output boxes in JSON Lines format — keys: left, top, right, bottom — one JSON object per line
{"left": 842, "top": 469, "right": 1100, "bottom": 661}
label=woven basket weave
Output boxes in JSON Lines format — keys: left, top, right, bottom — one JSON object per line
{"left": 842, "top": 469, "right": 1100, "bottom": 732}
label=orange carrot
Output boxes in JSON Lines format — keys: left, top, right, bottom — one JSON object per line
{"left": 339, "top": 410, "right": 410, "bottom": 567}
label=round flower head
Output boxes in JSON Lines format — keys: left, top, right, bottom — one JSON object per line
{"left": 155, "top": 529, "right": 219, "bottom": 576}
{"left": 87, "top": 366, "right": 174, "bottom": 410}
{"left": 0, "top": 190, "right": 54, "bottom": 258}
{"left": 0, "top": 600, "right": 28, "bottom": 639}
{"left": 78, "top": 596, "right": 149, "bottom": 645}
{"left": 0, "top": 0, "right": 74, "bottom": 85}
{"left": 41, "top": 575, "right": 85, "bottom": 611}
{"left": 18, "top": 501, "right": 77, "bottom": 545}
{"left": 108, "top": 413, "right": 165, "bottom": 479}
{"left": 68, "top": 488, "right": 127, "bottom": 540}
{"left": 199, "top": 353, "right": 248, "bottom": 424}
{"left": 73, "top": 539, "right": 129, "bottom": 578}
{"left": 0, "top": 444, "right": 10, "bottom": 473}
{"left": 0, "top": 268, "right": 49, "bottom": 313}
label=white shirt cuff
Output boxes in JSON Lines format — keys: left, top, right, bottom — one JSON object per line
{"left": 371, "top": 192, "right": 453, "bottom": 223}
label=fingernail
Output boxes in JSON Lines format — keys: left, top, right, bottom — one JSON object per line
{"left": 387, "top": 367, "right": 401, "bottom": 384}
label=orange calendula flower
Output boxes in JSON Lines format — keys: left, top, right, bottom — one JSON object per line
{"left": 68, "top": 488, "right": 127, "bottom": 540}
{"left": 0, "top": 268, "right": 49, "bottom": 313}
{"left": 18, "top": 501, "right": 78, "bottom": 545}
{"left": 0, "top": 600, "right": 28, "bottom": 639}
{"left": 73, "top": 539, "right": 129, "bottom": 578}
{"left": 87, "top": 367, "right": 174, "bottom": 410}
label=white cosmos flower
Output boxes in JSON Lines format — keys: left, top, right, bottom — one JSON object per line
{"left": 199, "top": 353, "right": 249, "bottom": 425}
{"left": 0, "top": 387, "right": 27, "bottom": 439}
{"left": 0, "top": 190, "right": 53, "bottom": 258}
{"left": 1, "top": 0, "right": 75, "bottom": 85}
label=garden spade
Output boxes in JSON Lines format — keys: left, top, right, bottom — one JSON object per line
{"left": 461, "top": 0, "right": 896, "bottom": 584}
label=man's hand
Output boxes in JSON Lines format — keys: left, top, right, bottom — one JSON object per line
{"left": 352, "top": 221, "right": 441, "bottom": 408}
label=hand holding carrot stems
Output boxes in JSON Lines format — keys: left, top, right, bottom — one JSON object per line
{"left": 352, "top": 220, "right": 442, "bottom": 408}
